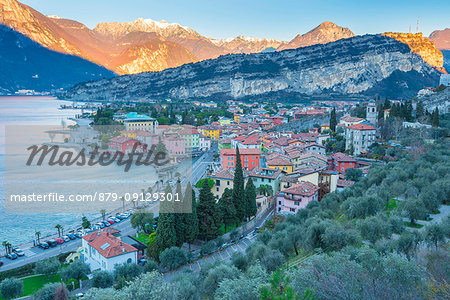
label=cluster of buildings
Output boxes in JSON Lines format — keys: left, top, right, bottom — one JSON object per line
{"left": 108, "top": 112, "right": 212, "bottom": 157}
{"left": 206, "top": 113, "right": 375, "bottom": 215}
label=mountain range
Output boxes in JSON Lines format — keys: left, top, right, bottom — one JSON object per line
{"left": 65, "top": 35, "right": 440, "bottom": 101}
{"left": 0, "top": 0, "right": 448, "bottom": 97}
{"left": 0, "top": 0, "right": 368, "bottom": 76}
{"left": 0, "top": 24, "right": 114, "bottom": 94}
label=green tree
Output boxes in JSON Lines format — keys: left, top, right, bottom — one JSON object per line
{"left": 384, "top": 97, "right": 391, "bottom": 109}
{"left": 91, "top": 271, "right": 114, "bottom": 288}
{"left": 114, "top": 262, "right": 143, "bottom": 280}
{"left": 159, "top": 247, "right": 187, "bottom": 270}
{"left": 345, "top": 168, "right": 362, "bottom": 181}
{"left": 197, "top": 178, "right": 220, "bottom": 240}
{"left": 416, "top": 100, "right": 424, "bottom": 119}
{"left": 34, "top": 283, "right": 64, "bottom": 300}
{"left": 59, "top": 260, "right": 91, "bottom": 282}
{"left": 130, "top": 210, "right": 154, "bottom": 234}
{"left": 174, "top": 179, "right": 186, "bottom": 247}
{"left": 358, "top": 215, "right": 391, "bottom": 244}
{"left": 218, "top": 188, "right": 237, "bottom": 233}
{"left": 81, "top": 216, "right": 91, "bottom": 229}
{"left": 232, "top": 147, "right": 246, "bottom": 222}
{"left": 183, "top": 184, "right": 199, "bottom": 250}
{"left": 424, "top": 223, "right": 446, "bottom": 251}
{"left": 402, "top": 198, "right": 426, "bottom": 225}
{"left": 432, "top": 108, "right": 439, "bottom": 127}
{"left": 0, "top": 278, "right": 23, "bottom": 300}
{"left": 329, "top": 107, "right": 337, "bottom": 132}
{"left": 55, "top": 224, "right": 63, "bottom": 237}
{"left": 260, "top": 269, "right": 304, "bottom": 300}
{"left": 245, "top": 178, "right": 257, "bottom": 219}
{"left": 154, "top": 185, "right": 177, "bottom": 255}
{"left": 35, "top": 257, "right": 60, "bottom": 277}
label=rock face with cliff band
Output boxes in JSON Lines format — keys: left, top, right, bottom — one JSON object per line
{"left": 383, "top": 32, "right": 444, "bottom": 69}
{"left": 277, "top": 21, "right": 355, "bottom": 51}
{"left": 429, "top": 28, "right": 450, "bottom": 50}
{"left": 65, "top": 35, "right": 440, "bottom": 101}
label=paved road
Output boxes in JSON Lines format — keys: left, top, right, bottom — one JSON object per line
{"left": 0, "top": 218, "right": 137, "bottom": 272}
{"left": 163, "top": 208, "right": 274, "bottom": 281}
{"left": 186, "top": 143, "right": 217, "bottom": 185}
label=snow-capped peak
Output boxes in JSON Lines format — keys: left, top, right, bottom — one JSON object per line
{"left": 47, "top": 15, "right": 62, "bottom": 19}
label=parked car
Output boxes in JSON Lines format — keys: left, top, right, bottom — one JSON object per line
{"left": 74, "top": 232, "right": 83, "bottom": 238}
{"left": 56, "top": 238, "right": 64, "bottom": 244}
{"left": 62, "top": 236, "right": 70, "bottom": 242}
{"left": 75, "top": 292, "right": 84, "bottom": 298}
{"left": 0, "top": 260, "right": 4, "bottom": 267}
{"left": 47, "top": 240, "right": 57, "bottom": 247}
{"left": 96, "top": 222, "right": 105, "bottom": 229}
{"left": 67, "top": 234, "right": 77, "bottom": 240}
{"left": 112, "top": 217, "right": 121, "bottom": 223}
{"left": 38, "top": 242, "right": 49, "bottom": 249}
{"left": 13, "top": 248, "right": 25, "bottom": 257}
{"left": 5, "top": 253, "right": 18, "bottom": 260}
{"left": 107, "top": 219, "right": 115, "bottom": 225}
{"left": 102, "top": 221, "right": 111, "bottom": 227}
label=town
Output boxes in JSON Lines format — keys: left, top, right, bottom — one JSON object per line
{"left": 1, "top": 80, "right": 449, "bottom": 299}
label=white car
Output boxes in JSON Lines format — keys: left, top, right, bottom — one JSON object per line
{"left": 62, "top": 236, "right": 70, "bottom": 242}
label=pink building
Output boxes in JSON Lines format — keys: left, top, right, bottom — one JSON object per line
{"left": 276, "top": 181, "right": 319, "bottom": 214}
{"left": 163, "top": 136, "right": 185, "bottom": 155}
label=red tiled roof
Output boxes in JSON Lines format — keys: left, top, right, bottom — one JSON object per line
{"left": 266, "top": 157, "right": 293, "bottom": 166}
{"left": 249, "top": 167, "right": 282, "bottom": 179}
{"left": 83, "top": 231, "right": 137, "bottom": 258}
{"left": 210, "top": 168, "right": 249, "bottom": 180}
{"left": 109, "top": 136, "right": 135, "bottom": 144}
{"left": 347, "top": 124, "right": 376, "bottom": 130}
{"left": 283, "top": 181, "right": 319, "bottom": 196}
{"left": 337, "top": 179, "right": 355, "bottom": 187}
{"left": 220, "top": 148, "right": 260, "bottom": 156}
{"left": 330, "top": 152, "right": 356, "bottom": 162}
{"left": 341, "top": 116, "right": 364, "bottom": 122}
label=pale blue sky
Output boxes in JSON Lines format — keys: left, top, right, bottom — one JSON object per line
{"left": 20, "top": 0, "right": 450, "bottom": 41}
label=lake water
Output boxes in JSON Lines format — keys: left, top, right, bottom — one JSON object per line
{"left": 0, "top": 96, "right": 99, "bottom": 246}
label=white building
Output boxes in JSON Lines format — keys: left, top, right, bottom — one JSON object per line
{"left": 82, "top": 231, "right": 138, "bottom": 271}
{"left": 366, "top": 100, "right": 377, "bottom": 126}
{"left": 199, "top": 134, "right": 211, "bottom": 151}
{"left": 345, "top": 124, "right": 377, "bottom": 155}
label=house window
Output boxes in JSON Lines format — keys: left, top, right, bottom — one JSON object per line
{"left": 227, "top": 181, "right": 230, "bottom": 185}
{"left": 341, "top": 167, "right": 344, "bottom": 171}
{"left": 290, "top": 208, "right": 296, "bottom": 212}
{"left": 127, "top": 258, "right": 132, "bottom": 264}
{"left": 278, "top": 201, "right": 281, "bottom": 205}
{"left": 294, "top": 201, "right": 299, "bottom": 206}
{"left": 216, "top": 187, "right": 219, "bottom": 192}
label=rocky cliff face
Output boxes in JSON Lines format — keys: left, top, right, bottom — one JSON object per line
{"left": 210, "top": 36, "right": 286, "bottom": 54}
{"left": 429, "top": 28, "right": 450, "bottom": 50}
{"left": 65, "top": 35, "right": 440, "bottom": 101}
{"left": 383, "top": 32, "right": 444, "bottom": 69}
{"left": 277, "top": 21, "right": 355, "bottom": 51}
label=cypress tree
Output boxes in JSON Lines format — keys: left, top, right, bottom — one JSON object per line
{"left": 154, "top": 184, "right": 176, "bottom": 255}
{"left": 244, "top": 178, "right": 257, "bottom": 219}
{"left": 218, "top": 188, "right": 237, "bottom": 233}
{"left": 197, "top": 178, "right": 219, "bottom": 240}
{"left": 432, "top": 108, "right": 439, "bottom": 127}
{"left": 384, "top": 97, "right": 391, "bottom": 109}
{"left": 232, "top": 147, "right": 246, "bottom": 222}
{"left": 183, "top": 184, "right": 199, "bottom": 250}
{"left": 377, "top": 105, "right": 384, "bottom": 121}
{"left": 416, "top": 101, "right": 424, "bottom": 119}
{"left": 174, "top": 179, "right": 185, "bottom": 247}
{"left": 329, "top": 108, "right": 337, "bottom": 132}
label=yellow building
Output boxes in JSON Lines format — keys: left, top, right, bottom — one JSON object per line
{"left": 120, "top": 130, "right": 137, "bottom": 139}
{"left": 234, "top": 114, "right": 241, "bottom": 124}
{"left": 266, "top": 157, "right": 294, "bottom": 174}
{"left": 219, "top": 117, "right": 231, "bottom": 126}
{"left": 209, "top": 169, "right": 249, "bottom": 201}
{"left": 123, "top": 112, "right": 158, "bottom": 133}
{"left": 321, "top": 124, "right": 330, "bottom": 132}
{"left": 199, "top": 125, "right": 221, "bottom": 140}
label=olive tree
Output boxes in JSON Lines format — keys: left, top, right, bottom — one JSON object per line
{"left": 0, "top": 278, "right": 23, "bottom": 300}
